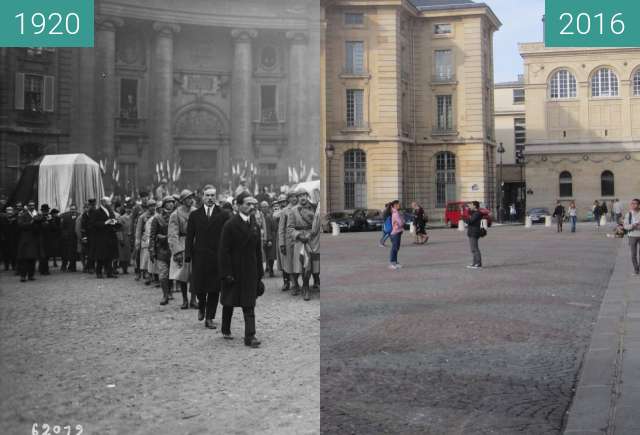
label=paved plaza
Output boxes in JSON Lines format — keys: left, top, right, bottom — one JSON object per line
{"left": 321, "top": 224, "right": 621, "bottom": 434}
{"left": 0, "top": 271, "right": 319, "bottom": 435}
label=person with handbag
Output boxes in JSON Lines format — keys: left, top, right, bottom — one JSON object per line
{"left": 623, "top": 198, "right": 640, "bottom": 275}
{"left": 219, "top": 192, "right": 265, "bottom": 348}
{"left": 552, "top": 201, "right": 566, "bottom": 233}
{"left": 466, "top": 201, "right": 484, "bottom": 270}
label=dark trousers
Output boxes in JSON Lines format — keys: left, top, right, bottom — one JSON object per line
{"left": 198, "top": 292, "right": 219, "bottom": 320}
{"left": 221, "top": 306, "right": 256, "bottom": 339}
{"left": 18, "top": 259, "right": 36, "bottom": 278}
{"left": 389, "top": 232, "right": 402, "bottom": 264}
{"left": 38, "top": 256, "right": 49, "bottom": 274}
{"left": 631, "top": 237, "right": 640, "bottom": 273}
{"left": 96, "top": 260, "right": 114, "bottom": 277}
{"left": 557, "top": 219, "right": 563, "bottom": 232}
{"left": 469, "top": 236, "right": 482, "bottom": 266}
{"left": 61, "top": 237, "right": 77, "bottom": 270}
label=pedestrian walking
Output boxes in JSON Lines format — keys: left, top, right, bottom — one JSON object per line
{"left": 16, "top": 201, "right": 42, "bottom": 282}
{"left": 149, "top": 196, "right": 175, "bottom": 305}
{"left": 185, "top": 186, "right": 231, "bottom": 329}
{"left": 412, "top": 202, "right": 428, "bottom": 244}
{"left": 593, "top": 200, "right": 602, "bottom": 231}
{"left": 287, "top": 189, "right": 316, "bottom": 300}
{"left": 1, "top": 206, "right": 18, "bottom": 272}
{"left": 168, "top": 189, "right": 196, "bottom": 309}
{"left": 509, "top": 204, "right": 517, "bottom": 222}
{"left": 623, "top": 198, "right": 640, "bottom": 275}
{"left": 260, "top": 201, "right": 278, "bottom": 278}
{"left": 568, "top": 201, "right": 578, "bottom": 233}
{"left": 115, "top": 205, "right": 132, "bottom": 274}
{"left": 613, "top": 198, "right": 623, "bottom": 224}
{"left": 37, "top": 204, "right": 53, "bottom": 275}
{"left": 388, "top": 200, "right": 404, "bottom": 270}
{"left": 278, "top": 193, "right": 298, "bottom": 292}
{"left": 466, "top": 201, "right": 484, "bottom": 270}
{"left": 379, "top": 203, "right": 392, "bottom": 248}
{"left": 135, "top": 200, "right": 155, "bottom": 283}
{"left": 219, "top": 192, "right": 265, "bottom": 347}
{"left": 552, "top": 201, "right": 566, "bottom": 233}
{"left": 60, "top": 205, "right": 79, "bottom": 272}
{"left": 91, "top": 197, "right": 120, "bottom": 279}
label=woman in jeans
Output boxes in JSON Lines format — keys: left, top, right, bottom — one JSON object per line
{"left": 568, "top": 201, "right": 578, "bottom": 233}
{"left": 389, "top": 200, "right": 404, "bottom": 270}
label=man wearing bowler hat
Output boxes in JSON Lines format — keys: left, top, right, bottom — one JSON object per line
{"left": 219, "top": 191, "right": 265, "bottom": 348}
{"left": 185, "top": 186, "right": 231, "bottom": 329}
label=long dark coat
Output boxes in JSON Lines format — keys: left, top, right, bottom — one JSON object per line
{"left": 16, "top": 212, "right": 42, "bottom": 260}
{"left": 1, "top": 213, "right": 19, "bottom": 260}
{"left": 185, "top": 205, "right": 231, "bottom": 295}
{"left": 90, "top": 206, "right": 119, "bottom": 261}
{"left": 219, "top": 214, "right": 264, "bottom": 308}
{"left": 41, "top": 215, "right": 61, "bottom": 257}
{"left": 263, "top": 213, "right": 278, "bottom": 261}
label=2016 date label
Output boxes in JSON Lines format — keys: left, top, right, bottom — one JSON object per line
{"left": 546, "top": 0, "right": 640, "bottom": 47}
{"left": 0, "top": 0, "right": 93, "bottom": 47}
{"left": 32, "top": 424, "right": 83, "bottom": 435}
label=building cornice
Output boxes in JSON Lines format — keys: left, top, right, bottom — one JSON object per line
{"left": 98, "top": 1, "right": 311, "bottom": 30}
{"left": 519, "top": 42, "right": 640, "bottom": 58}
{"left": 524, "top": 140, "right": 640, "bottom": 154}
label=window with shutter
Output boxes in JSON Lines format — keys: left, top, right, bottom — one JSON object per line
{"left": 14, "top": 72, "right": 25, "bottom": 110}
{"left": 43, "top": 75, "right": 55, "bottom": 112}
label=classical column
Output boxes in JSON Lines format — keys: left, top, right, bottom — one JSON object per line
{"left": 152, "top": 22, "right": 180, "bottom": 164}
{"left": 286, "top": 31, "right": 308, "bottom": 169}
{"left": 95, "top": 16, "right": 123, "bottom": 160}
{"left": 230, "top": 29, "right": 257, "bottom": 162}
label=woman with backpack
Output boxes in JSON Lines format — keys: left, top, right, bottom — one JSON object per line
{"left": 378, "top": 203, "right": 392, "bottom": 248}
{"left": 388, "top": 200, "right": 404, "bottom": 270}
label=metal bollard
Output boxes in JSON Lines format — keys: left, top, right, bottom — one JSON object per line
{"left": 545, "top": 215, "right": 552, "bottom": 227}
{"left": 409, "top": 222, "right": 415, "bottom": 233}
{"left": 458, "top": 220, "right": 465, "bottom": 232}
{"left": 525, "top": 216, "right": 533, "bottom": 228}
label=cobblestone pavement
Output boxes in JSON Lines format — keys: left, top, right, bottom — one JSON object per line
{"left": 0, "top": 267, "right": 319, "bottom": 435}
{"left": 321, "top": 224, "right": 619, "bottom": 435}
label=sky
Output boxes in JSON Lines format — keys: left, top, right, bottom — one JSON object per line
{"left": 483, "top": 0, "right": 545, "bottom": 83}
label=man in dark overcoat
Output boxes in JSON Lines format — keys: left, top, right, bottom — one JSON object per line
{"left": 1, "top": 206, "right": 19, "bottom": 272}
{"left": 219, "top": 192, "right": 265, "bottom": 348}
{"left": 90, "top": 197, "right": 120, "bottom": 278}
{"left": 185, "top": 186, "right": 231, "bottom": 329}
{"left": 16, "top": 201, "right": 42, "bottom": 282}
{"left": 60, "top": 205, "right": 79, "bottom": 272}
{"left": 37, "top": 204, "right": 54, "bottom": 275}
{"left": 81, "top": 199, "right": 96, "bottom": 273}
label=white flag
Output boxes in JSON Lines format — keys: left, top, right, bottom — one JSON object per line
{"left": 292, "top": 168, "right": 299, "bottom": 183}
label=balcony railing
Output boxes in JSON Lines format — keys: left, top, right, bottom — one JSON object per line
{"left": 431, "top": 74, "right": 456, "bottom": 84}
{"left": 115, "top": 118, "right": 147, "bottom": 132}
{"left": 340, "top": 67, "right": 370, "bottom": 78}
{"left": 432, "top": 126, "right": 458, "bottom": 136}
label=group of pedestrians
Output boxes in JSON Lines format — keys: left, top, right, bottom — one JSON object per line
{"left": 0, "top": 184, "right": 322, "bottom": 348}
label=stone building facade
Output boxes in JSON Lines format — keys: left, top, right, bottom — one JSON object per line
{"left": 321, "top": 0, "right": 500, "bottom": 219}
{"left": 520, "top": 43, "right": 640, "bottom": 217}
{"left": 0, "top": 0, "right": 320, "bottom": 197}
{"left": 494, "top": 77, "right": 526, "bottom": 215}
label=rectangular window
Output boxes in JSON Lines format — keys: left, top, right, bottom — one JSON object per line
{"left": 120, "top": 78, "right": 138, "bottom": 119}
{"left": 346, "top": 89, "right": 364, "bottom": 128}
{"left": 434, "top": 23, "right": 452, "bottom": 35}
{"left": 24, "top": 74, "right": 43, "bottom": 112}
{"left": 345, "top": 41, "right": 364, "bottom": 74}
{"left": 260, "top": 85, "right": 278, "bottom": 122}
{"left": 514, "top": 117, "right": 526, "bottom": 145}
{"left": 434, "top": 49, "right": 453, "bottom": 81}
{"left": 513, "top": 88, "right": 525, "bottom": 104}
{"left": 436, "top": 95, "right": 453, "bottom": 130}
{"left": 344, "top": 12, "right": 364, "bottom": 26}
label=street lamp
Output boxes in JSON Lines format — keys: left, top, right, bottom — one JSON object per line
{"left": 497, "top": 142, "right": 505, "bottom": 223}
{"left": 325, "top": 143, "right": 335, "bottom": 213}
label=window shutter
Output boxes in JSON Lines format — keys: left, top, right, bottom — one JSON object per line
{"left": 138, "top": 79, "right": 146, "bottom": 118}
{"left": 43, "top": 75, "right": 55, "bottom": 112}
{"left": 14, "top": 72, "right": 24, "bottom": 110}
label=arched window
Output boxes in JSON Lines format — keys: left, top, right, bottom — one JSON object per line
{"left": 549, "top": 69, "right": 577, "bottom": 99}
{"left": 559, "top": 171, "right": 573, "bottom": 197}
{"left": 344, "top": 149, "right": 366, "bottom": 209}
{"left": 591, "top": 68, "right": 619, "bottom": 97}
{"left": 633, "top": 69, "right": 640, "bottom": 96}
{"left": 435, "top": 151, "right": 456, "bottom": 208}
{"left": 601, "top": 170, "right": 615, "bottom": 197}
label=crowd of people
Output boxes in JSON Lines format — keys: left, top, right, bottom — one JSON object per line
{"left": 0, "top": 183, "right": 321, "bottom": 348}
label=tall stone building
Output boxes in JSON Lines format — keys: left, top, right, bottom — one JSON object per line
{"left": 0, "top": 0, "right": 320, "bottom": 197}
{"left": 321, "top": 0, "right": 500, "bottom": 219}
{"left": 494, "top": 76, "right": 526, "bottom": 214}
{"left": 519, "top": 43, "right": 640, "bottom": 216}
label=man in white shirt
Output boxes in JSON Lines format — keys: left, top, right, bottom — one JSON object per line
{"left": 624, "top": 198, "right": 640, "bottom": 275}
{"left": 613, "top": 198, "right": 623, "bottom": 224}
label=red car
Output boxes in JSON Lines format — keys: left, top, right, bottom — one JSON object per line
{"left": 444, "top": 201, "right": 493, "bottom": 228}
